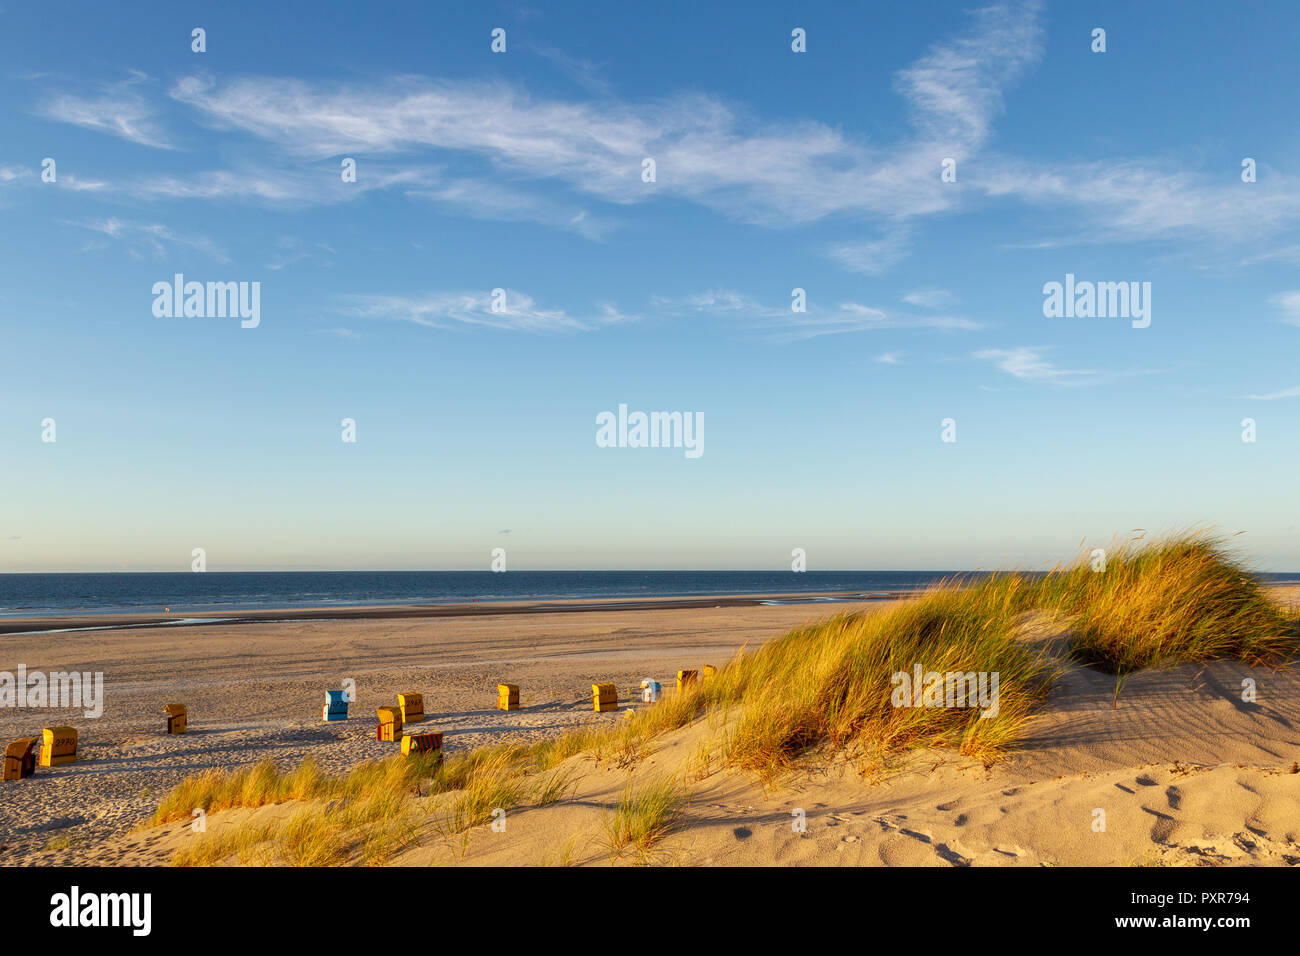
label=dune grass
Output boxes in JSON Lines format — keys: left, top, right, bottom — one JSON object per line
{"left": 712, "top": 533, "right": 1294, "bottom": 774}
{"left": 154, "top": 531, "right": 1298, "bottom": 863}
{"left": 172, "top": 793, "right": 423, "bottom": 867}
{"left": 160, "top": 755, "right": 438, "bottom": 865}
{"left": 720, "top": 573, "right": 1058, "bottom": 775}
{"left": 432, "top": 749, "right": 535, "bottom": 836}
{"left": 275, "top": 806, "right": 348, "bottom": 866}
{"left": 152, "top": 753, "right": 440, "bottom": 826}
{"left": 172, "top": 820, "right": 280, "bottom": 867}
{"left": 1039, "top": 532, "right": 1294, "bottom": 673}
{"left": 159, "top": 744, "right": 592, "bottom": 864}
{"left": 602, "top": 775, "right": 689, "bottom": 858}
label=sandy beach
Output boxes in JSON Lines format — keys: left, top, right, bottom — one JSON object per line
{"left": 3, "top": 587, "right": 1298, "bottom": 867}
{"left": 1, "top": 595, "right": 880, "bottom": 863}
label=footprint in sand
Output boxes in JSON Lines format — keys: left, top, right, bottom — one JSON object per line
{"left": 1141, "top": 806, "right": 1177, "bottom": 844}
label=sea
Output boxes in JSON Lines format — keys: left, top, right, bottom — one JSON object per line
{"left": 1, "top": 570, "right": 1296, "bottom": 620}
{"left": 0, "top": 570, "right": 968, "bottom": 618}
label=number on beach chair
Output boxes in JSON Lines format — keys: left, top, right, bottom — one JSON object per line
{"left": 39, "top": 727, "right": 78, "bottom": 767}
{"left": 398, "top": 692, "right": 424, "bottom": 724}
{"left": 322, "top": 689, "right": 349, "bottom": 722}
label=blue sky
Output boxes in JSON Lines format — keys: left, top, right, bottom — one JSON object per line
{"left": 2, "top": 0, "right": 1298, "bottom": 572}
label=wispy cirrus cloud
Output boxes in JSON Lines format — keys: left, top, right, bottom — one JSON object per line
{"left": 974, "top": 346, "right": 1101, "bottom": 385}
{"left": 1243, "top": 385, "right": 1300, "bottom": 400}
{"left": 903, "top": 289, "right": 956, "bottom": 309}
{"left": 528, "top": 42, "right": 614, "bottom": 96}
{"left": 769, "top": 304, "right": 978, "bottom": 342}
{"left": 985, "top": 159, "right": 1300, "bottom": 247}
{"left": 1, "top": 163, "right": 106, "bottom": 192}
{"left": 656, "top": 289, "right": 980, "bottom": 341}
{"left": 62, "top": 217, "right": 229, "bottom": 262}
{"left": 265, "top": 236, "right": 336, "bottom": 271}
{"left": 825, "top": 303, "right": 978, "bottom": 334}
{"left": 1268, "top": 290, "right": 1300, "bottom": 325}
{"left": 84, "top": 162, "right": 611, "bottom": 236}
{"left": 407, "top": 177, "right": 617, "bottom": 239}
{"left": 652, "top": 289, "right": 786, "bottom": 318}
{"left": 39, "top": 73, "right": 175, "bottom": 149}
{"left": 893, "top": 0, "right": 1045, "bottom": 151}
{"left": 32, "top": 1, "right": 1300, "bottom": 270}
{"left": 124, "top": 163, "right": 440, "bottom": 204}
{"left": 827, "top": 231, "right": 914, "bottom": 275}
{"left": 342, "top": 289, "right": 635, "bottom": 334}
{"left": 152, "top": 1, "right": 1042, "bottom": 236}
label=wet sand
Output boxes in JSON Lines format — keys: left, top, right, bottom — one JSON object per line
{"left": 0, "top": 591, "right": 901, "bottom": 636}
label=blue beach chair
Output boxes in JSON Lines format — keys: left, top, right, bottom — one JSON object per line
{"left": 322, "top": 689, "right": 350, "bottom": 722}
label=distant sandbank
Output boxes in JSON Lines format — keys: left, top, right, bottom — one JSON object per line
{"left": 0, "top": 590, "right": 904, "bottom": 636}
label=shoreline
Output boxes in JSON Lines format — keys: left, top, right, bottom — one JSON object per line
{"left": 4, "top": 579, "right": 1297, "bottom": 636}
{"left": 0, "top": 589, "right": 907, "bottom": 636}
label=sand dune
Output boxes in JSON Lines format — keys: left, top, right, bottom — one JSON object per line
{"left": 5, "top": 592, "right": 1298, "bottom": 867}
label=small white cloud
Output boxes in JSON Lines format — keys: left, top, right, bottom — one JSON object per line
{"left": 902, "top": 289, "right": 955, "bottom": 309}
{"left": 770, "top": 303, "right": 979, "bottom": 342}
{"left": 974, "top": 346, "right": 1099, "bottom": 385}
{"left": 875, "top": 351, "right": 903, "bottom": 364}
{"left": 659, "top": 290, "right": 978, "bottom": 341}
{"left": 827, "top": 232, "right": 912, "bottom": 275}
{"left": 62, "top": 217, "right": 229, "bottom": 263}
{"left": 1268, "top": 290, "right": 1300, "bottom": 325}
{"left": 1243, "top": 385, "right": 1300, "bottom": 400}
{"left": 344, "top": 290, "right": 633, "bottom": 334}
{"left": 40, "top": 76, "right": 175, "bottom": 149}
{"left": 653, "top": 289, "right": 785, "bottom": 318}
{"left": 409, "top": 177, "right": 616, "bottom": 239}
